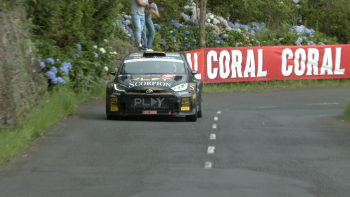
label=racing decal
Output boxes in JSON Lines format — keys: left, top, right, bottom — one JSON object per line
{"left": 134, "top": 98, "right": 167, "bottom": 108}
{"left": 130, "top": 77, "right": 172, "bottom": 82}
{"left": 161, "top": 74, "right": 177, "bottom": 79}
{"left": 111, "top": 98, "right": 119, "bottom": 111}
{"left": 190, "top": 85, "right": 195, "bottom": 90}
{"left": 129, "top": 81, "right": 171, "bottom": 88}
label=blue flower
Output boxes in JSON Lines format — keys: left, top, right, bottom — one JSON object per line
{"left": 155, "top": 25, "right": 161, "bottom": 30}
{"left": 220, "top": 40, "right": 224, "bottom": 44}
{"left": 83, "top": 82, "right": 87, "bottom": 86}
{"left": 318, "top": 42, "right": 325, "bottom": 45}
{"left": 57, "top": 77, "right": 66, "bottom": 84}
{"left": 223, "top": 34, "right": 229, "bottom": 39}
{"left": 213, "top": 34, "right": 218, "bottom": 36}
{"left": 49, "top": 67, "right": 58, "bottom": 74}
{"left": 94, "top": 52, "right": 99, "bottom": 58}
{"left": 62, "top": 62, "right": 72, "bottom": 70}
{"left": 165, "top": 46, "right": 169, "bottom": 50}
{"left": 46, "top": 58, "right": 55, "bottom": 65}
{"left": 160, "top": 39, "right": 166, "bottom": 44}
{"left": 60, "top": 67, "right": 69, "bottom": 75}
{"left": 40, "top": 62, "right": 45, "bottom": 68}
{"left": 193, "top": 39, "right": 197, "bottom": 43}
{"left": 228, "top": 22, "right": 234, "bottom": 28}
{"left": 295, "top": 41, "right": 302, "bottom": 45}
{"left": 50, "top": 78, "right": 58, "bottom": 85}
{"left": 193, "top": 20, "right": 198, "bottom": 25}
{"left": 45, "top": 71, "right": 55, "bottom": 80}
{"left": 76, "top": 54, "right": 80, "bottom": 58}
{"left": 279, "top": 38, "right": 284, "bottom": 41}
{"left": 260, "top": 22, "right": 266, "bottom": 27}
{"left": 76, "top": 44, "right": 82, "bottom": 50}
{"left": 173, "top": 23, "right": 180, "bottom": 29}
{"left": 189, "top": 19, "right": 193, "bottom": 24}
{"left": 186, "top": 43, "right": 191, "bottom": 48}
{"left": 172, "top": 36, "right": 176, "bottom": 41}
{"left": 214, "top": 40, "right": 217, "bottom": 43}
{"left": 185, "top": 31, "right": 190, "bottom": 35}
{"left": 123, "top": 21, "right": 128, "bottom": 26}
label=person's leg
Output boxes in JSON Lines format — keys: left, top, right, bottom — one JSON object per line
{"left": 146, "top": 18, "right": 155, "bottom": 49}
{"left": 131, "top": 14, "right": 142, "bottom": 47}
{"left": 140, "top": 16, "right": 147, "bottom": 49}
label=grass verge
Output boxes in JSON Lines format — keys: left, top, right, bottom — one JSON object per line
{"left": 0, "top": 83, "right": 105, "bottom": 165}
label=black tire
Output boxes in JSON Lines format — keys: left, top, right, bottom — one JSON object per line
{"left": 197, "top": 101, "right": 203, "bottom": 118}
{"left": 186, "top": 113, "right": 197, "bottom": 122}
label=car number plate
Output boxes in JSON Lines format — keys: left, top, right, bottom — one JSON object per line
{"left": 142, "top": 110, "right": 157, "bottom": 114}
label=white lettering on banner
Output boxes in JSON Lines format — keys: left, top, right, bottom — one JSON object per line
{"left": 320, "top": 48, "right": 333, "bottom": 75}
{"left": 334, "top": 48, "right": 344, "bottom": 75}
{"left": 208, "top": 49, "right": 266, "bottom": 79}
{"left": 186, "top": 53, "right": 202, "bottom": 79}
{"left": 207, "top": 51, "right": 218, "bottom": 79}
{"left": 231, "top": 50, "right": 243, "bottom": 78}
{"left": 244, "top": 50, "right": 256, "bottom": 77}
{"left": 257, "top": 49, "right": 267, "bottom": 77}
{"left": 282, "top": 47, "right": 344, "bottom": 77}
{"left": 219, "top": 50, "right": 230, "bottom": 79}
{"left": 282, "top": 49, "right": 293, "bottom": 76}
{"left": 307, "top": 48, "right": 319, "bottom": 76}
{"left": 294, "top": 48, "right": 306, "bottom": 76}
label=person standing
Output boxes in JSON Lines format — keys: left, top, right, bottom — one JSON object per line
{"left": 131, "top": 0, "right": 149, "bottom": 50}
{"left": 142, "top": 0, "right": 159, "bottom": 51}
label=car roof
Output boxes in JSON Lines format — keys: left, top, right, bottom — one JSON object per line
{"left": 126, "top": 51, "right": 184, "bottom": 59}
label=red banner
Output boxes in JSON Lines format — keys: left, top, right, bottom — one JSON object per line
{"left": 185, "top": 45, "right": 350, "bottom": 84}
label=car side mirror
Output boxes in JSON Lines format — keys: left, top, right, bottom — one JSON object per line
{"left": 109, "top": 71, "right": 116, "bottom": 75}
{"left": 191, "top": 70, "right": 198, "bottom": 75}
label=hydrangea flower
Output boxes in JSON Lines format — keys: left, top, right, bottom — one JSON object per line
{"left": 193, "top": 20, "right": 198, "bottom": 25}
{"left": 51, "top": 78, "right": 58, "bottom": 85}
{"left": 223, "top": 34, "right": 229, "bottom": 39}
{"left": 123, "top": 21, "right": 128, "bottom": 26}
{"left": 94, "top": 52, "right": 99, "bottom": 58}
{"left": 76, "top": 44, "right": 82, "bottom": 50}
{"left": 295, "top": 41, "right": 302, "bottom": 45}
{"left": 173, "top": 23, "right": 181, "bottom": 29}
{"left": 186, "top": 43, "right": 191, "bottom": 48}
{"left": 155, "top": 25, "right": 161, "bottom": 30}
{"left": 40, "top": 62, "right": 45, "bottom": 69}
{"left": 220, "top": 40, "right": 224, "bottom": 44}
{"left": 49, "top": 67, "right": 58, "bottom": 74}
{"left": 99, "top": 48, "right": 106, "bottom": 54}
{"left": 57, "top": 77, "right": 66, "bottom": 84}
{"left": 193, "top": 39, "right": 197, "bottom": 43}
{"left": 62, "top": 62, "right": 72, "bottom": 70}
{"left": 60, "top": 67, "right": 69, "bottom": 75}
{"left": 160, "top": 39, "right": 166, "bottom": 44}
{"left": 318, "top": 42, "right": 325, "bottom": 45}
{"left": 45, "top": 71, "right": 55, "bottom": 80}
{"left": 165, "top": 46, "right": 169, "bottom": 50}
{"left": 46, "top": 58, "right": 55, "bottom": 65}
{"left": 104, "top": 66, "right": 109, "bottom": 71}
{"left": 172, "top": 36, "right": 176, "bottom": 41}
{"left": 185, "top": 31, "right": 190, "bottom": 35}
{"left": 279, "top": 38, "right": 284, "bottom": 41}
{"left": 206, "top": 19, "right": 211, "bottom": 23}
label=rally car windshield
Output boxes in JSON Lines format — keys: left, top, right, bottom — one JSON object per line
{"left": 120, "top": 59, "right": 186, "bottom": 74}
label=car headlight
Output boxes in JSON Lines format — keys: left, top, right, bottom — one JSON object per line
{"left": 114, "top": 83, "right": 128, "bottom": 92}
{"left": 171, "top": 83, "right": 188, "bottom": 92}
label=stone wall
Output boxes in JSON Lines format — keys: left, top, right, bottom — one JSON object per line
{"left": 0, "top": 8, "right": 47, "bottom": 129}
{"left": 111, "top": 43, "right": 140, "bottom": 69}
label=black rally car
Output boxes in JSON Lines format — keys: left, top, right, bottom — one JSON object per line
{"left": 106, "top": 51, "right": 203, "bottom": 121}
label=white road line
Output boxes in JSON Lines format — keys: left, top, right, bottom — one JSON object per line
{"left": 214, "top": 116, "right": 218, "bottom": 121}
{"left": 210, "top": 134, "right": 216, "bottom": 140}
{"left": 306, "top": 102, "right": 339, "bottom": 106}
{"left": 212, "top": 124, "right": 217, "bottom": 129}
{"left": 217, "top": 111, "right": 222, "bottom": 114}
{"left": 208, "top": 146, "right": 215, "bottom": 154}
{"left": 258, "top": 106, "right": 276, "bottom": 109}
{"left": 204, "top": 161, "right": 213, "bottom": 169}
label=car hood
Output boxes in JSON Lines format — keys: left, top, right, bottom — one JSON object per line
{"left": 116, "top": 74, "right": 187, "bottom": 89}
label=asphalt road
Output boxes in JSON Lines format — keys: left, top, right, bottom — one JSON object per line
{"left": 1, "top": 87, "right": 350, "bottom": 197}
